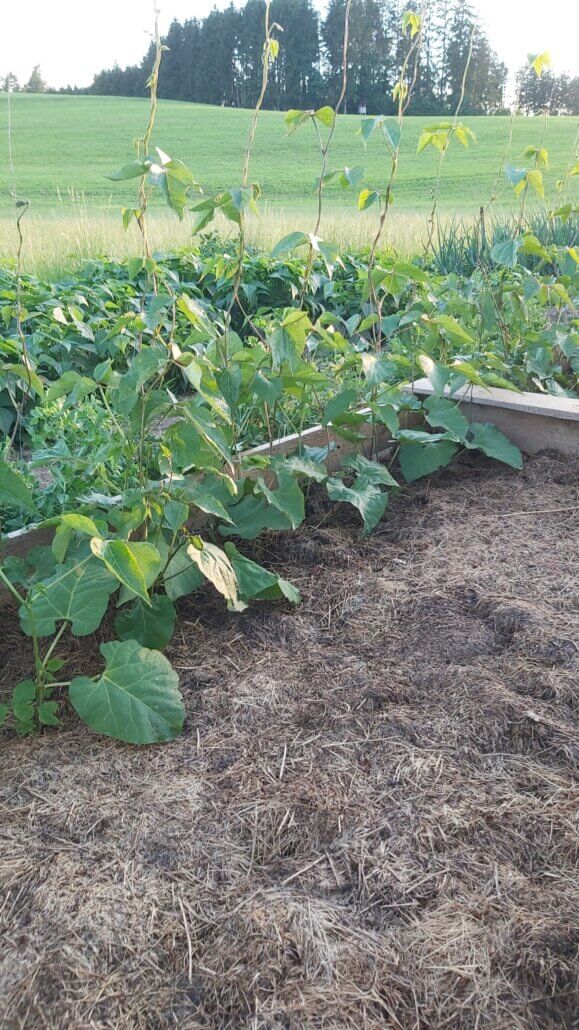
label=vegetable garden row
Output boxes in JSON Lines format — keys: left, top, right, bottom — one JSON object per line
{"left": 0, "top": 4, "right": 577, "bottom": 744}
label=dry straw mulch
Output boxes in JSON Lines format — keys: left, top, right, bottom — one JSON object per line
{"left": 1, "top": 451, "right": 578, "bottom": 1028}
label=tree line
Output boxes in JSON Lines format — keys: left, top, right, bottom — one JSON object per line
{"left": 3, "top": 66, "right": 47, "bottom": 94}
{"left": 516, "top": 64, "right": 578, "bottom": 116}
{"left": 3, "top": 1, "right": 578, "bottom": 116}
{"left": 86, "top": 0, "right": 508, "bottom": 115}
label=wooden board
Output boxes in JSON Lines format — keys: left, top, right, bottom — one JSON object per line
{"left": 409, "top": 379, "right": 579, "bottom": 457}
{"left": 3, "top": 378, "right": 579, "bottom": 606}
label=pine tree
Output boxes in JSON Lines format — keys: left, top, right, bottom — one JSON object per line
{"left": 237, "top": 0, "right": 267, "bottom": 108}
{"left": 83, "top": 0, "right": 511, "bottom": 117}
{"left": 270, "top": 0, "right": 321, "bottom": 109}
{"left": 197, "top": 6, "right": 240, "bottom": 106}
{"left": 25, "top": 65, "right": 46, "bottom": 94}
{"left": 517, "top": 65, "right": 578, "bottom": 115}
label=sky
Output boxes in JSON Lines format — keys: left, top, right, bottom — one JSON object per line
{"left": 0, "top": 0, "right": 578, "bottom": 92}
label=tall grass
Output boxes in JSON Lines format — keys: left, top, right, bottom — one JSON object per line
{"left": 0, "top": 205, "right": 436, "bottom": 278}
{"left": 2, "top": 201, "right": 572, "bottom": 281}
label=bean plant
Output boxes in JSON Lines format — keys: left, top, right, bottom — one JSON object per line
{"left": 1, "top": 9, "right": 577, "bottom": 745}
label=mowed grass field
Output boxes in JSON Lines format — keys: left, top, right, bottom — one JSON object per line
{"left": 2, "top": 93, "right": 578, "bottom": 210}
{"left": 0, "top": 93, "right": 577, "bottom": 273}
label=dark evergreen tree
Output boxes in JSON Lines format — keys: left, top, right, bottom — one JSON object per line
{"left": 236, "top": 0, "right": 267, "bottom": 107}
{"left": 24, "top": 65, "right": 46, "bottom": 93}
{"left": 562, "top": 75, "right": 579, "bottom": 115}
{"left": 517, "top": 65, "right": 578, "bottom": 115}
{"left": 196, "top": 6, "right": 241, "bottom": 106}
{"left": 82, "top": 0, "right": 518, "bottom": 118}
{"left": 269, "top": 0, "right": 321, "bottom": 109}
{"left": 322, "top": 0, "right": 395, "bottom": 113}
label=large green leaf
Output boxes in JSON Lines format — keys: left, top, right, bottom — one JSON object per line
{"left": 315, "top": 105, "right": 335, "bottom": 127}
{"left": 450, "top": 361, "right": 487, "bottom": 388}
{"left": 465, "top": 423, "right": 523, "bottom": 469}
{"left": 252, "top": 372, "right": 283, "bottom": 407}
{"left": 342, "top": 453, "right": 399, "bottom": 487}
{"left": 490, "top": 237, "right": 521, "bottom": 268}
{"left": 111, "top": 347, "right": 167, "bottom": 415}
{"left": 69, "top": 640, "right": 184, "bottom": 744}
{"left": 114, "top": 593, "right": 177, "bottom": 650}
{"left": 107, "top": 159, "right": 148, "bottom": 181}
{"left": 433, "top": 314, "right": 475, "bottom": 346}
{"left": 271, "top": 231, "right": 308, "bottom": 258}
{"left": 160, "top": 421, "right": 221, "bottom": 473}
{"left": 398, "top": 440, "right": 458, "bottom": 482}
{"left": 423, "top": 395, "right": 469, "bottom": 440}
{"left": 268, "top": 326, "right": 305, "bottom": 372}
{"left": 182, "top": 405, "right": 232, "bottom": 465}
{"left": 360, "top": 116, "right": 383, "bottom": 145}
{"left": 256, "top": 470, "right": 305, "bottom": 529}
{"left": 58, "top": 513, "right": 103, "bottom": 537}
{"left": 3, "top": 362, "right": 45, "bottom": 398}
{"left": 361, "top": 353, "right": 397, "bottom": 386}
{"left": 418, "top": 354, "right": 451, "bottom": 397}
{"left": 0, "top": 461, "right": 37, "bottom": 514}
{"left": 90, "top": 539, "right": 162, "bottom": 603}
{"left": 371, "top": 400, "right": 400, "bottom": 435}
{"left": 163, "top": 545, "right": 204, "bottom": 601}
{"left": 276, "top": 456, "right": 328, "bottom": 483}
{"left": 175, "top": 480, "right": 233, "bottom": 523}
{"left": 219, "top": 495, "right": 293, "bottom": 540}
{"left": 45, "top": 370, "right": 96, "bottom": 404}
{"left": 323, "top": 388, "right": 358, "bottom": 425}
{"left": 396, "top": 429, "right": 454, "bottom": 445}
{"left": 20, "top": 559, "right": 117, "bottom": 637}
{"left": 326, "top": 477, "right": 388, "bottom": 536}
{"left": 186, "top": 538, "right": 245, "bottom": 611}
{"left": 224, "top": 543, "right": 300, "bottom": 605}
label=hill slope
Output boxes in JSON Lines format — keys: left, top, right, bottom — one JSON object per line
{"left": 1, "top": 94, "right": 577, "bottom": 215}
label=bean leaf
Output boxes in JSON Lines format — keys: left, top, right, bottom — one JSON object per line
{"left": 69, "top": 640, "right": 184, "bottom": 744}
{"left": 20, "top": 559, "right": 117, "bottom": 637}
{"left": 115, "top": 594, "right": 177, "bottom": 650}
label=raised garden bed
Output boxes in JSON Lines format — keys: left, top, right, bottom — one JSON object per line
{"left": 411, "top": 378, "right": 579, "bottom": 456}
{"left": 0, "top": 408, "right": 419, "bottom": 600}
{"left": 1, "top": 449, "right": 578, "bottom": 1026}
{"left": 3, "top": 382, "right": 579, "bottom": 577}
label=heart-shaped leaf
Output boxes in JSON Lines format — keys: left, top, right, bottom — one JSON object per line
{"left": 399, "top": 440, "right": 458, "bottom": 482}
{"left": 326, "top": 477, "right": 388, "bottom": 536}
{"left": 20, "top": 559, "right": 117, "bottom": 637}
{"left": 465, "top": 423, "right": 523, "bottom": 469}
{"left": 69, "top": 640, "right": 184, "bottom": 744}
{"left": 256, "top": 470, "right": 305, "bottom": 529}
{"left": 224, "top": 543, "right": 300, "bottom": 605}
{"left": 0, "top": 461, "right": 37, "bottom": 514}
{"left": 423, "top": 396, "right": 469, "bottom": 441}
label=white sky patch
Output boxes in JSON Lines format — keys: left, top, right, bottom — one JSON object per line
{"left": 0, "top": 0, "right": 577, "bottom": 91}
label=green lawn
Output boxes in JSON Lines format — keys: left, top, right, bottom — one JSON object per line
{"left": 1, "top": 93, "right": 577, "bottom": 216}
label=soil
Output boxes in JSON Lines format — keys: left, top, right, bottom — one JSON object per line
{"left": 1, "top": 450, "right": 578, "bottom": 1029}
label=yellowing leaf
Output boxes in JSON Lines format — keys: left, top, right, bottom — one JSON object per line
{"left": 527, "top": 169, "right": 544, "bottom": 199}
{"left": 529, "top": 51, "right": 551, "bottom": 77}
{"left": 186, "top": 538, "right": 245, "bottom": 612}
{"left": 401, "top": 11, "right": 421, "bottom": 37}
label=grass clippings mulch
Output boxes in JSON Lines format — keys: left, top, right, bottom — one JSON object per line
{"left": 1, "top": 450, "right": 578, "bottom": 1029}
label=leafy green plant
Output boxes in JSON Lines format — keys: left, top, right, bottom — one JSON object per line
{"left": 6, "top": 7, "right": 572, "bottom": 749}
